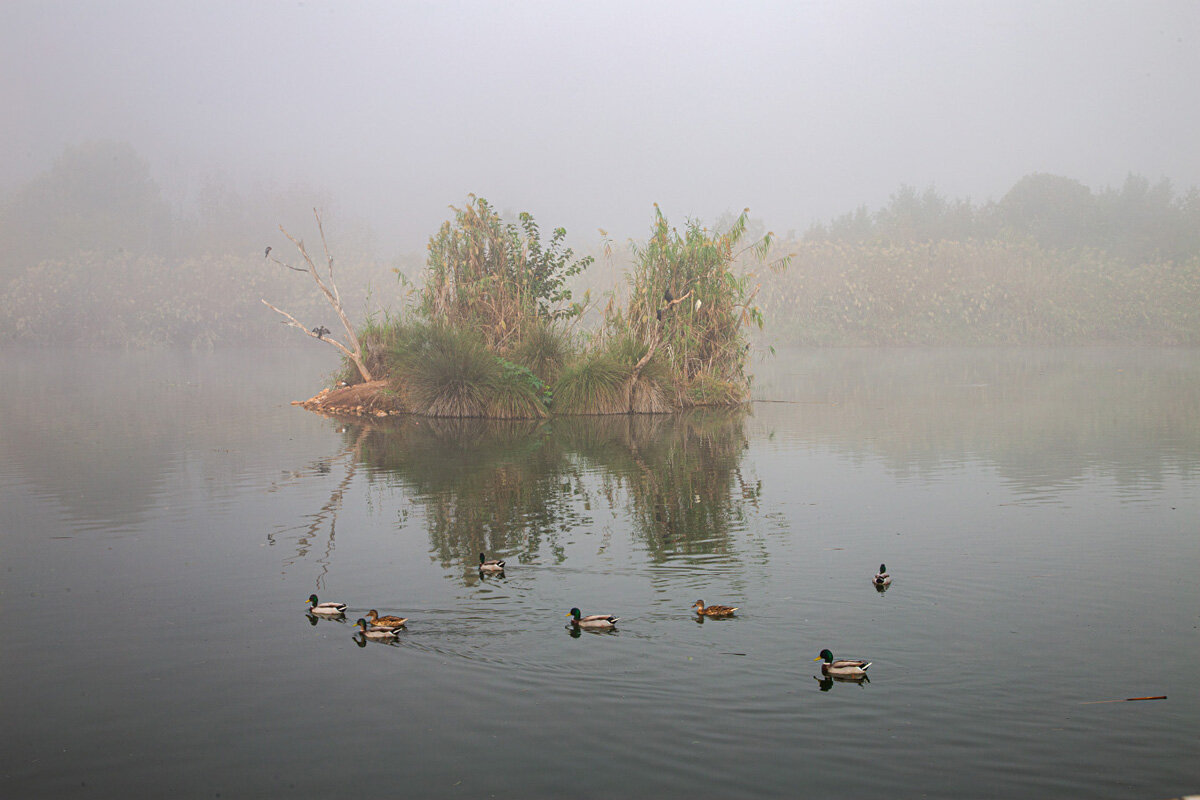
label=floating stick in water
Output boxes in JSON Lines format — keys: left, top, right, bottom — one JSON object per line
{"left": 1079, "top": 695, "right": 1167, "bottom": 704}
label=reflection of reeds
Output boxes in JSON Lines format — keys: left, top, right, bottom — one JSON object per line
{"left": 356, "top": 417, "right": 579, "bottom": 573}
{"left": 560, "top": 410, "right": 759, "bottom": 561}
{"left": 348, "top": 408, "right": 756, "bottom": 576}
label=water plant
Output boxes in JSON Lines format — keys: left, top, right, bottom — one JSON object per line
{"left": 609, "top": 205, "right": 787, "bottom": 407}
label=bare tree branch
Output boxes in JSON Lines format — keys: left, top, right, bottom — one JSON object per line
{"left": 262, "top": 209, "right": 374, "bottom": 381}
{"left": 260, "top": 299, "right": 358, "bottom": 360}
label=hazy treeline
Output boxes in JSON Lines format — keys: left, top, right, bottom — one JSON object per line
{"left": 2, "top": 141, "right": 1198, "bottom": 348}
{"left": 758, "top": 174, "right": 1200, "bottom": 345}
{"left": 809, "top": 173, "right": 1200, "bottom": 262}
{"left": 0, "top": 141, "right": 389, "bottom": 347}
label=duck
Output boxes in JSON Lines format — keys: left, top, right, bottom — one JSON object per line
{"left": 307, "top": 594, "right": 347, "bottom": 616}
{"left": 478, "top": 553, "right": 506, "bottom": 573}
{"left": 873, "top": 564, "right": 892, "bottom": 586}
{"left": 692, "top": 599, "right": 738, "bottom": 617}
{"left": 814, "top": 649, "right": 871, "bottom": 678}
{"left": 366, "top": 609, "right": 408, "bottom": 628}
{"left": 354, "top": 618, "right": 402, "bottom": 640}
{"left": 567, "top": 607, "right": 619, "bottom": 629}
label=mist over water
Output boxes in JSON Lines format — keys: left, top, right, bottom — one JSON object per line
{"left": 3, "top": 3, "right": 1200, "bottom": 349}
{"left": 3, "top": 1, "right": 1199, "bottom": 251}
{"left": 1, "top": 347, "right": 1197, "bottom": 798}
{"left": 3, "top": 5, "right": 1200, "bottom": 794}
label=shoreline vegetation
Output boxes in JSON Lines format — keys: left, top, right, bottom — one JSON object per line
{"left": 1, "top": 144, "right": 1197, "bottom": 356}
{"left": 296, "top": 197, "right": 785, "bottom": 418}
{"left": 756, "top": 174, "right": 1200, "bottom": 346}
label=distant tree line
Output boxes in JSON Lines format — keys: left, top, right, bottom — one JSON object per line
{"left": 0, "top": 141, "right": 383, "bottom": 346}
{"left": 756, "top": 173, "right": 1200, "bottom": 346}
{"left": 2, "top": 140, "right": 1196, "bottom": 348}
{"left": 806, "top": 173, "right": 1200, "bottom": 264}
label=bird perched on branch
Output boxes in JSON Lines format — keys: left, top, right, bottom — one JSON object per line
{"left": 264, "top": 246, "right": 272, "bottom": 258}
{"left": 664, "top": 287, "right": 673, "bottom": 304}
{"left": 312, "top": 325, "right": 331, "bottom": 339}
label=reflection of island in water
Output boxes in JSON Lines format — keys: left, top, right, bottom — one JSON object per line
{"left": 262, "top": 347, "right": 1200, "bottom": 575}
{"left": 343, "top": 409, "right": 758, "bottom": 575}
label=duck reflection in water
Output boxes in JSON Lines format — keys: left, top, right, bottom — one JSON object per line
{"left": 351, "top": 632, "right": 402, "bottom": 648}
{"left": 352, "top": 618, "right": 404, "bottom": 646}
{"left": 565, "top": 624, "right": 620, "bottom": 638}
{"left": 814, "top": 674, "right": 870, "bottom": 691}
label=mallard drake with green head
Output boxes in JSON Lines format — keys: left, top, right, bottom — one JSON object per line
{"left": 354, "top": 618, "right": 402, "bottom": 639}
{"left": 692, "top": 599, "right": 738, "bottom": 616}
{"left": 814, "top": 648, "right": 871, "bottom": 678}
{"left": 873, "top": 564, "right": 892, "bottom": 586}
{"left": 366, "top": 609, "right": 408, "bottom": 628}
{"left": 307, "top": 594, "right": 347, "bottom": 616}
{"left": 479, "top": 553, "right": 506, "bottom": 573}
{"left": 567, "top": 608, "right": 619, "bottom": 629}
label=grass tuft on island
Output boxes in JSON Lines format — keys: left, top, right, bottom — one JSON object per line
{"left": 319, "top": 196, "right": 782, "bottom": 418}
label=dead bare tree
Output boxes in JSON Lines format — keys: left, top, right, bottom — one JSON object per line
{"left": 262, "top": 208, "right": 373, "bottom": 382}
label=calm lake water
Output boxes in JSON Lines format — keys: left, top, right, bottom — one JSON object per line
{"left": 1, "top": 346, "right": 1198, "bottom": 798}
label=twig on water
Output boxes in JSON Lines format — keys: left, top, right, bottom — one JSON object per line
{"left": 1079, "top": 695, "right": 1166, "bottom": 704}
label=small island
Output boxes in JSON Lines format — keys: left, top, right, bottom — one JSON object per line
{"left": 276, "top": 197, "right": 786, "bottom": 419}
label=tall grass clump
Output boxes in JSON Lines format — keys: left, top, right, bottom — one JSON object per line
{"left": 387, "top": 323, "right": 489, "bottom": 417}
{"left": 507, "top": 323, "right": 574, "bottom": 385}
{"left": 611, "top": 333, "right": 672, "bottom": 413}
{"left": 487, "top": 359, "right": 550, "bottom": 419}
{"left": 551, "top": 346, "right": 630, "bottom": 415}
{"left": 384, "top": 322, "right": 550, "bottom": 419}
{"left": 613, "top": 205, "right": 787, "bottom": 406}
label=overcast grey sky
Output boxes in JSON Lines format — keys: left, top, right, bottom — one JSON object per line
{"left": 3, "top": 0, "right": 1198, "bottom": 250}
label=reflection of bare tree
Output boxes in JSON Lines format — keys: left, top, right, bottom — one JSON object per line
{"left": 266, "top": 424, "right": 368, "bottom": 589}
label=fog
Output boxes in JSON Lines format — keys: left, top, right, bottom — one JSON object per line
{"left": 4, "top": 1, "right": 1199, "bottom": 250}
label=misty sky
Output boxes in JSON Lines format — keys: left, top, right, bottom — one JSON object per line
{"left": 4, "top": 0, "right": 1199, "bottom": 250}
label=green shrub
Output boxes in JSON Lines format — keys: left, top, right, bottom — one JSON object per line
{"left": 552, "top": 347, "right": 630, "bottom": 415}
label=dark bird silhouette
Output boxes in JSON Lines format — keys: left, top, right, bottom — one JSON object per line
{"left": 264, "top": 246, "right": 271, "bottom": 258}
{"left": 664, "top": 287, "right": 673, "bottom": 303}
{"left": 656, "top": 308, "right": 662, "bottom": 321}
{"left": 312, "top": 325, "right": 331, "bottom": 339}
